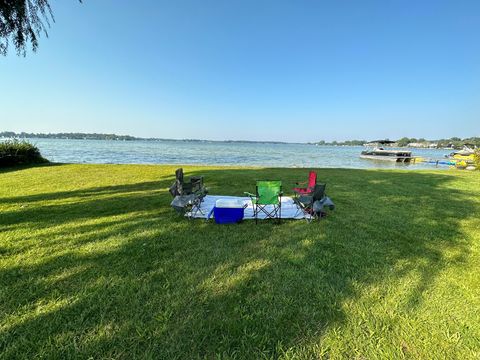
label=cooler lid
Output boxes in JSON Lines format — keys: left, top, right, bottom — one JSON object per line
{"left": 215, "top": 198, "right": 244, "bottom": 208}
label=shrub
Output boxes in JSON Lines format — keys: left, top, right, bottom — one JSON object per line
{"left": 474, "top": 149, "right": 480, "bottom": 170}
{"left": 0, "top": 140, "right": 48, "bottom": 167}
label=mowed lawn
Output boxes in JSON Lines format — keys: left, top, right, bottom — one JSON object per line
{"left": 1, "top": 164, "right": 479, "bottom": 359}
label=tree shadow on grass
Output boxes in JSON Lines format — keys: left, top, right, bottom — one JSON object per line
{"left": 0, "top": 162, "right": 63, "bottom": 174}
{"left": 0, "top": 167, "right": 478, "bottom": 358}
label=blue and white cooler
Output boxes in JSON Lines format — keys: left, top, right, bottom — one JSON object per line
{"left": 212, "top": 198, "right": 245, "bottom": 224}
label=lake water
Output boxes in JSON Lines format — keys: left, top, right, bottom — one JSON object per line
{"left": 24, "top": 138, "right": 453, "bottom": 170}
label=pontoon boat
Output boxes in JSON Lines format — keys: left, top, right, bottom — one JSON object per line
{"left": 360, "top": 140, "right": 413, "bottom": 163}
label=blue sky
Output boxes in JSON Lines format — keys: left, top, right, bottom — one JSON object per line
{"left": 1, "top": 0, "right": 479, "bottom": 142}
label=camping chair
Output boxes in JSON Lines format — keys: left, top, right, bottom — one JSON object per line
{"left": 294, "top": 183, "right": 326, "bottom": 222}
{"left": 293, "top": 171, "right": 317, "bottom": 196}
{"left": 169, "top": 168, "right": 208, "bottom": 219}
{"left": 245, "top": 181, "right": 283, "bottom": 224}
{"left": 169, "top": 168, "right": 206, "bottom": 197}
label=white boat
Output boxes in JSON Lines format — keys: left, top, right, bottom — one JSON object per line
{"left": 445, "top": 144, "right": 476, "bottom": 163}
{"left": 360, "top": 140, "right": 413, "bottom": 163}
{"left": 447, "top": 144, "right": 475, "bottom": 157}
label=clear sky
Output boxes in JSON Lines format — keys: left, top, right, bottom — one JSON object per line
{"left": 1, "top": 0, "right": 479, "bottom": 142}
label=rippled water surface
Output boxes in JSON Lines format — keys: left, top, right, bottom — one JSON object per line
{"left": 26, "top": 138, "right": 453, "bottom": 169}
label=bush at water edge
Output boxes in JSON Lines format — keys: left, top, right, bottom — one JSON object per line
{"left": 0, "top": 139, "right": 48, "bottom": 167}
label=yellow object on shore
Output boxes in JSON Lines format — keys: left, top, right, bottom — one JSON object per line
{"left": 453, "top": 153, "right": 475, "bottom": 162}
{"left": 456, "top": 160, "right": 468, "bottom": 169}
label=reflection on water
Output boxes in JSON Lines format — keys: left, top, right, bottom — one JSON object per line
{"left": 26, "top": 138, "right": 452, "bottom": 170}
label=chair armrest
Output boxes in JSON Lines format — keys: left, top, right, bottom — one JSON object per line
{"left": 244, "top": 192, "right": 256, "bottom": 198}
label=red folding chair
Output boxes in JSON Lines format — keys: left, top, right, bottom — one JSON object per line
{"left": 293, "top": 171, "right": 317, "bottom": 196}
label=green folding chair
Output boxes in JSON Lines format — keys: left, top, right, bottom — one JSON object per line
{"left": 245, "top": 180, "right": 283, "bottom": 224}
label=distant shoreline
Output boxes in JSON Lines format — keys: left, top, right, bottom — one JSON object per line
{"left": 0, "top": 132, "right": 299, "bottom": 145}
{"left": 1, "top": 131, "right": 478, "bottom": 149}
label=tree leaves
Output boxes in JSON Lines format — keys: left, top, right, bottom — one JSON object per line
{"left": 0, "top": 0, "right": 80, "bottom": 56}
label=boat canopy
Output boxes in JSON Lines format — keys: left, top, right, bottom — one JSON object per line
{"left": 369, "top": 140, "right": 396, "bottom": 145}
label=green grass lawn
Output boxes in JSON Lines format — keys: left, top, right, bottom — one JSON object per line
{"left": 1, "top": 164, "right": 480, "bottom": 359}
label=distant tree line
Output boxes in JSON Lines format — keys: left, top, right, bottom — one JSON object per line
{"left": 314, "top": 137, "right": 480, "bottom": 149}
{"left": 2, "top": 132, "right": 479, "bottom": 148}
{"left": 395, "top": 137, "right": 427, "bottom": 147}
{"left": 314, "top": 140, "right": 366, "bottom": 146}
{"left": 395, "top": 137, "right": 480, "bottom": 148}
{"left": 0, "top": 131, "right": 293, "bottom": 144}
{"left": 0, "top": 131, "right": 138, "bottom": 141}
